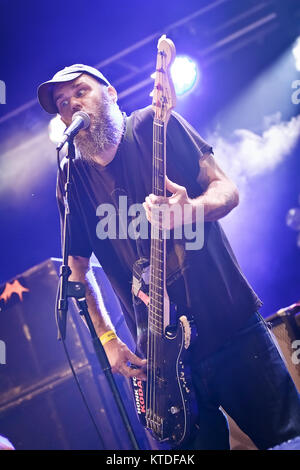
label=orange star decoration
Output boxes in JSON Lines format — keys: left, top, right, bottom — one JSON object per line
{"left": 0, "top": 279, "right": 30, "bottom": 303}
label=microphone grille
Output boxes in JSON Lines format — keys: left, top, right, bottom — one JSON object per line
{"left": 72, "top": 111, "right": 90, "bottom": 129}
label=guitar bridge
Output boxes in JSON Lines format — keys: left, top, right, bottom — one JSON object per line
{"left": 146, "top": 410, "right": 164, "bottom": 439}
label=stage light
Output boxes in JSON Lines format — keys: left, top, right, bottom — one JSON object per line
{"left": 286, "top": 196, "right": 300, "bottom": 248}
{"left": 48, "top": 115, "right": 66, "bottom": 144}
{"left": 286, "top": 207, "right": 300, "bottom": 231}
{"left": 171, "top": 56, "right": 199, "bottom": 96}
{"left": 150, "top": 55, "right": 199, "bottom": 97}
{"left": 292, "top": 36, "right": 300, "bottom": 71}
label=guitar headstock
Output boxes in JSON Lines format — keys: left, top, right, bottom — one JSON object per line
{"left": 152, "top": 35, "right": 176, "bottom": 123}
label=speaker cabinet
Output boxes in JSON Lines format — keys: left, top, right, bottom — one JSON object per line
{"left": 226, "top": 308, "right": 300, "bottom": 450}
{"left": 0, "top": 258, "right": 153, "bottom": 450}
{"left": 2, "top": 260, "right": 299, "bottom": 450}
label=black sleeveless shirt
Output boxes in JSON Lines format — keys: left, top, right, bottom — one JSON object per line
{"left": 57, "top": 106, "right": 262, "bottom": 359}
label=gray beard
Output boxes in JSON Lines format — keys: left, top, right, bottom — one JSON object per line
{"left": 75, "top": 92, "right": 124, "bottom": 163}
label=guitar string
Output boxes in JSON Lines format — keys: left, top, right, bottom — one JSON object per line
{"left": 155, "top": 50, "right": 167, "bottom": 431}
{"left": 147, "top": 52, "right": 158, "bottom": 427}
{"left": 151, "top": 55, "right": 160, "bottom": 430}
{"left": 159, "top": 49, "right": 167, "bottom": 431}
{"left": 148, "top": 49, "right": 168, "bottom": 433}
{"left": 148, "top": 105, "right": 160, "bottom": 427}
{"left": 147, "top": 117, "right": 154, "bottom": 425}
{"left": 155, "top": 113, "right": 163, "bottom": 427}
{"left": 155, "top": 118, "right": 162, "bottom": 428}
{"left": 153, "top": 61, "right": 165, "bottom": 431}
{"left": 152, "top": 117, "right": 158, "bottom": 428}
{"left": 151, "top": 113, "right": 160, "bottom": 428}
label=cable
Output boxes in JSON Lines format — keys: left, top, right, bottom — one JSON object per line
{"left": 54, "top": 280, "right": 105, "bottom": 449}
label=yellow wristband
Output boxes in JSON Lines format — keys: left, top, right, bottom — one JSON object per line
{"left": 100, "top": 330, "right": 117, "bottom": 346}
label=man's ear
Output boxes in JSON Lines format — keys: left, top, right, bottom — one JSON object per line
{"left": 107, "top": 85, "right": 118, "bottom": 103}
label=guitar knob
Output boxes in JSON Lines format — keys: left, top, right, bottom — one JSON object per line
{"left": 170, "top": 406, "right": 180, "bottom": 415}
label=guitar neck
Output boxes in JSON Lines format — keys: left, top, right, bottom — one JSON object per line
{"left": 148, "top": 34, "right": 176, "bottom": 338}
{"left": 152, "top": 118, "right": 166, "bottom": 197}
{"left": 149, "top": 118, "right": 167, "bottom": 337}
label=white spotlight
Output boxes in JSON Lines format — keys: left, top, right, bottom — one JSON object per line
{"left": 150, "top": 55, "right": 199, "bottom": 97}
{"left": 48, "top": 115, "right": 66, "bottom": 144}
{"left": 171, "top": 56, "right": 199, "bottom": 96}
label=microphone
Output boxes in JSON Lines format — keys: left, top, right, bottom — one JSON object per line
{"left": 56, "top": 111, "right": 90, "bottom": 151}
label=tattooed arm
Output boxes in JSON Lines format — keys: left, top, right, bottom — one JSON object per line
{"left": 67, "top": 255, "right": 146, "bottom": 380}
{"left": 144, "top": 152, "right": 239, "bottom": 228}
{"left": 193, "top": 152, "right": 239, "bottom": 221}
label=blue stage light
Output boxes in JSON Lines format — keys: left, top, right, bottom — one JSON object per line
{"left": 171, "top": 56, "right": 199, "bottom": 96}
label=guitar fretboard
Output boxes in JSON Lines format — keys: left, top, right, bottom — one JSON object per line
{"left": 149, "top": 118, "right": 166, "bottom": 336}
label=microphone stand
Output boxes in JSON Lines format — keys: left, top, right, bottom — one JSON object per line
{"left": 56, "top": 138, "right": 140, "bottom": 450}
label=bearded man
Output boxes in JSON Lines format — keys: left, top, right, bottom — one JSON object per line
{"left": 37, "top": 64, "right": 300, "bottom": 450}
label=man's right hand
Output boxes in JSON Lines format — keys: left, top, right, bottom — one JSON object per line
{"left": 103, "top": 337, "right": 147, "bottom": 381}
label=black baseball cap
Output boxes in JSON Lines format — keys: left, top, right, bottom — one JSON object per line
{"left": 37, "top": 64, "right": 110, "bottom": 114}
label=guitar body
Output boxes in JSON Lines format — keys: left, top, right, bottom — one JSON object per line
{"left": 132, "top": 298, "right": 197, "bottom": 445}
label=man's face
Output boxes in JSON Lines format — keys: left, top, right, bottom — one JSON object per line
{"left": 53, "top": 74, "right": 107, "bottom": 126}
{"left": 52, "top": 73, "right": 123, "bottom": 161}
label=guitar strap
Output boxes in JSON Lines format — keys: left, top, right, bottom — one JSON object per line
{"left": 132, "top": 257, "right": 150, "bottom": 306}
{"left": 123, "top": 114, "right": 151, "bottom": 307}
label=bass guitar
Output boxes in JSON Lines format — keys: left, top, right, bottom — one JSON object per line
{"left": 131, "top": 35, "right": 197, "bottom": 446}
